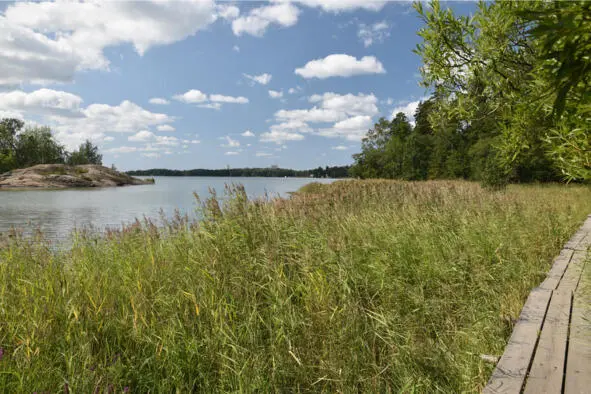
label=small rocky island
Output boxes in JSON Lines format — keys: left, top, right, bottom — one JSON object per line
{"left": 0, "top": 164, "right": 154, "bottom": 189}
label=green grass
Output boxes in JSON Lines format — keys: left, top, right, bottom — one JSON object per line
{"left": 0, "top": 180, "right": 590, "bottom": 392}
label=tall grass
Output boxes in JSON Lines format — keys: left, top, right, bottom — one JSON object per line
{"left": 0, "top": 180, "right": 590, "bottom": 392}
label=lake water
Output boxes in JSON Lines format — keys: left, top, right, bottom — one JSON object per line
{"left": 0, "top": 177, "right": 335, "bottom": 241}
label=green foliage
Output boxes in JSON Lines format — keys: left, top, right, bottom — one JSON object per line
{"left": 14, "top": 126, "right": 66, "bottom": 168}
{"left": 0, "top": 118, "right": 107, "bottom": 173}
{"left": 412, "top": 0, "right": 590, "bottom": 182}
{"left": 1, "top": 181, "right": 590, "bottom": 391}
{"left": 67, "top": 140, "right": 103, "bottom": 165}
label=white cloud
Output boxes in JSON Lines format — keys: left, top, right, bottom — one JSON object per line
{"left": 270, "top": 120, "right": 313, "bottom": 134}
{"left": 128, "top": 130, "right": 155, "bottom": 142}
{"left": 173, "top": 89, "right": 208, "bottom": 104}
{"left": 232, "top": 3, "right": 300, "bottom": 37}
{"left": 220, "top": 136, "right": 240, "bottom": 148}
{"left": 182, "top": 139, "right": 201, "bottom": 144}
{"left": 174, "top": 90, "right": 248, "bottom": 109}
{"left": 358, "top": 21, "right": 390, "bottom": 47}
{"left": 243, "top": 73, "right": 272, "bottom": 86}
{"left": 233, "top": 45, "right": 240, "bottom": 52}
{"left": 1, "top": 1, "right": 218, "bottom": 85}
{"left": 217, "top": 4, "right": 240, "bottom": 21}
{"left": 295, "top": 54, "right": 386, "bottom": 79}
{"left": 275, "top": 108, "right": 345, "bottom": 123}
{"left": 309, "top": 92, "right": 379, "bottom": 117}
{"left": 260, "top": 130, "right": 305, "bottom": 144}
{"left": 241, "top": 130, "right": 255, "bottom": 137}
{"left": 209, "top": 94, "right": 249, "bottom": 104}
{"left": 0, "top": 89, "right": 83, "bottom": 118}
{"left": 295, "top": 0, "right": 386, "bottom": 12}
{"left": 157, "top": 124, "right": 175, "bottom": 132}
{"left": 318, "top": 115, "right": 373, "bottom": 141}
{"left": 225, "top": 151, "right": 240, "bottom": 156}
{"left": 391, "top": 98, "right": 428, "bottom": 124}
{"left": 103, "top": 136, "right": 115, "bottom": 142}
{"left": 269, "top": 90, "right": 283, "bottom": 99}
{"left": 256, "top": 152, "right": 273, "bottom": 157}
{"left": 149, "top": 97, "right": 170, "bottom": 105}
{"left": 331, "top": 145, "right": 349, "bottom": 150}
{"left": 128, "top": 130, "right": 179, "bottom": 146}
{"left": 53, "top": 100, "right": 174, "bottom": 149}
{"left": 288, "top": 87, "right": 302, "bottom": 94}
{"left": 198, "top": 103, "right": 222, "bottom": 110}
{"left": 0, "top": 18, "right": 81, "bottom": 86}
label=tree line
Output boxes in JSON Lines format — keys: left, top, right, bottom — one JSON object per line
{"left": 127, "top": 166, "right": 350, "bottom": 178}
{"left": 0, "top": 118, "right": 103, "bottom": 173}
{"left": 351, "top": 0, "right": 590, "bottom": 186}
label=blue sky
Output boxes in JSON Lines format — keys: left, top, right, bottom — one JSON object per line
{"left": 0, "top": 1, "right": 475, "bottom": 170}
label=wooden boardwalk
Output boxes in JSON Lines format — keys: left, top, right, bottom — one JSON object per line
{"left": 483, "top": 215, "right": 591, "bottom": 394}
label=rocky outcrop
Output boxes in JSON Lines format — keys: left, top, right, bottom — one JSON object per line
{"left": 0, "top": 164, "right": 154, "bottom": 189}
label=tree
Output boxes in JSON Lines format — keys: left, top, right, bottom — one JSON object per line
{"left": 67, "top": 140, "right": 103, "bottom": 165}
{"left": 0, "top": 118, "right": 23, "bottom": 173}
{"left": 414, "top": 0, "right": 589, "bottom": 182}
{"left": 14, "top": 126, "right": 66, "bottom": 168}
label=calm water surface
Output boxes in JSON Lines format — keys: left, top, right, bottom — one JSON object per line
{"left": 0, "top": 177, "right": 335, "bottom": 241}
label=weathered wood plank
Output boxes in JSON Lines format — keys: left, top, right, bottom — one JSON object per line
{"left": 540, "top": 248, "right": 574, "bottom": 290}
{"left": 565, "top": 261, "right": 591, "bottom": 394}
{"left": 483, "top": 287, "right": 552, "bottom": 394}
{"left": 523, "top": 289, "right": 571, "bottom": 394}
{"left": 558, "top": 250, "right": 587, "bottom": 292}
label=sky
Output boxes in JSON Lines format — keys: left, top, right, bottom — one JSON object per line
{"left": 0, "top": 0, "right": 476, "bottom": 171}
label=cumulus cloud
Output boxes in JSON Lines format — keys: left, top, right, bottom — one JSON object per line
{"left": 217, "top": 4, "right": 240, "bottom": 21}
{"left": 318, "top": 115, "right": 373, "bottom": 141}
{"left": 1, "top": 1, "right": 218, "bottom": 85}
{"left": 210, "top": 94, "right": 248, "bottom": 104}
{"left": 173, "top": 89, "right": 248, "bottom": 109}
{"left": 0, "top": 89, "right": 84, "bottom": 118}
{"left": 149, "top": 97, "right": 170, "bottom": 105}
{"left": 270, "top": 92, "right": 378, "bottom": 141}
{"left": 0, "top": 89, "right": 176, "bottom": 149}
{"left": 53, "top": 100, "right": 174, "bottom": 149}
{"left": 232, "top": 2, "right": 300, "bottom": 37}
{"left": 173, "top": 89, "right": 208, "bottom": 104}
{"left": 270, "top": 120, "right": 313, "bottom": 134}
{"left": 260, "top": 130, "right": 305, "bottom": 144}
{"left": 295, "top": 54, "right": 386, "bottom": 79}
{"left": 243, "top": 73, "right": 272, "bottom": 86}
{"left": 295, "top": 0, "right": 386, "bottom": 12}
{"left": 288, "top": 87, "right": 302, "bottom": 95}
{"left": 241, "top": 130, "right": 255, "bottom": 137}
{"left": 157, "top": 124, "right": 175, "bottom": 132}
{"left": 358, "top": 21, "right": 390, "bottom": 47}
{"left": 269, "top": 90, "right": 283, "bottom": 99}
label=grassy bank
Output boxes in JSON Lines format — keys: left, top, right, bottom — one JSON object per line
{"left": 1, "top": 180, "right": 590, "bottom": 392}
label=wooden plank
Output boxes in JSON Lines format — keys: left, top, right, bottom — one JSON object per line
{"left": 565, "top": 262, "right": 591, "bottom": 394}
{"left": 558, "top": 251, "right": 586, "bottom": 292}
{"left": 483, "top": 287, "right": 552, "bottom": 394}
{"left": 564, "top": 230, "right": 586, "bottom": 250}
{"left": 523, "top": 289, "right": 572, "bottom": 394}
{"left": 540, "top": 249, "right": 574, "bottom": 290}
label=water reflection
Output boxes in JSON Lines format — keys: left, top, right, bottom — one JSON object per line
{"left": 0, "top": 177, "right": 334, "bottom": 242}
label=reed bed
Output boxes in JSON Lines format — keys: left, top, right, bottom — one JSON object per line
{"left": 0, "top": 180, "right": 590, "bottom": 392}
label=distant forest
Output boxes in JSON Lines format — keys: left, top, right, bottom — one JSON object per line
{"left": 127, "top": 166, "right": 351, "bottom": 178}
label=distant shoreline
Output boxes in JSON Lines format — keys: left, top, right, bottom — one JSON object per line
{"left": 126, "top": 166, "right": 351, "bottom": 178}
